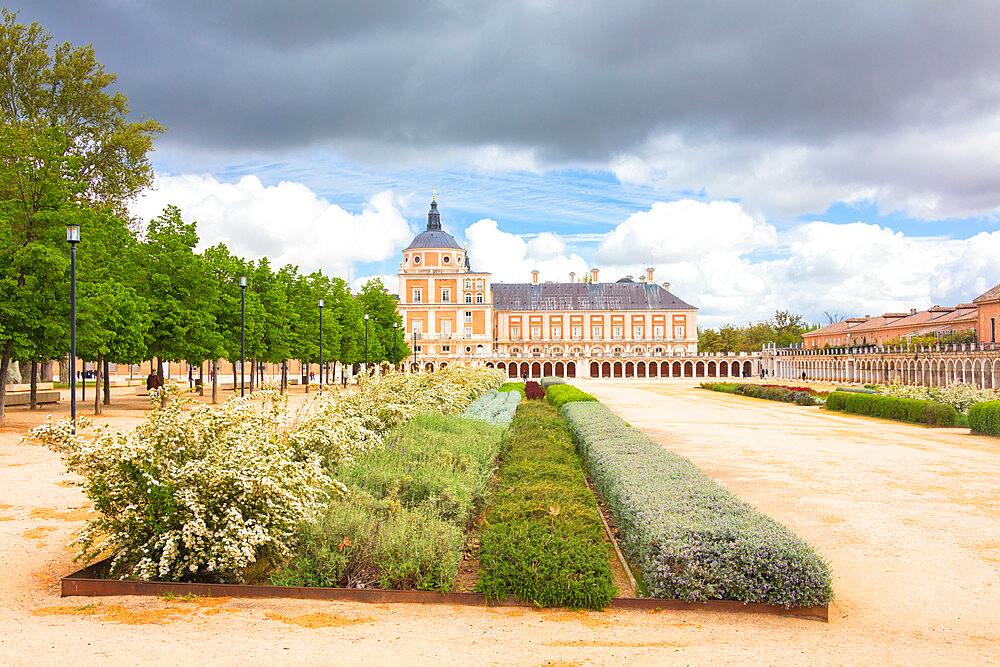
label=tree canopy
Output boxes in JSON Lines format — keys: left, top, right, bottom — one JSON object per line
{"left": 698, "top": 310, "right": 817, "bottom": 353}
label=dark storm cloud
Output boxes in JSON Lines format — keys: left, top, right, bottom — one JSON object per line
{"left": 9, "top": 1, "right": 1000, "bottom": 167}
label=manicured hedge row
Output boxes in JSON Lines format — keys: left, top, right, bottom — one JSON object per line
{"left": 498, "top": 382, "right": 526, "bottom": 398}
{"left": 545, "top": 384, "right": 598, "bottom": 409}
{"left": 476, "top": 401, "right": 616, "bottom": 609}
{"left": 835, "top": 386, "right": 876, "bottom": 394}
{"left": 824, "top": 391, "right": 958, "bottom": 426}
{"left": 540, "top": 376, "right": 566, "bottom": 389}
{"left": 701, "top": 382, "right": 818, "bottom": 405}
{"left": 461, "top": 389, "right": 521, "bottom": 428}
{"left": 274, "top": 414, "right": 504, "bottom": 592}
{"left": 561, "top": 401, "right": 834, "bottom": 607}
{"left": 969, "top": 401, "right": 1000, "bottom": 435}
{"left": 524, "top": 381, "right": 545, "bottom": 400}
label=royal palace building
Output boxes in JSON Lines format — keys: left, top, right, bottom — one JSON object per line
{"left": 397, "top": 199, "right": 728, "bottom": 379}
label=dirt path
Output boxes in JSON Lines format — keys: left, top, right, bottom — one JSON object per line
{"left": 1, "top": 380, "right": 997, "bottom": 665}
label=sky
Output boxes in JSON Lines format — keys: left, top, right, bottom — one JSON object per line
{"left": 9, "top": 1, "right": 1000, "bottom": 327}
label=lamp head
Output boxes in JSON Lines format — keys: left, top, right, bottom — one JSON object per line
{"left": 239, "top": 275, "right": 247, "bottom": 287}
{"left": 364, "top": 313, "right": 369, "bottom": 321}
{"left": 66, "top": 224, "right": 81, "bottom": 244}
{"left": 318, "top": 299, "right": 324, "bottom": 308}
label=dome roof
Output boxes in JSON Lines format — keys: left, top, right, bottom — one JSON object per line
{"left": 404, "top": 198, "right": 463, "bottom": 250}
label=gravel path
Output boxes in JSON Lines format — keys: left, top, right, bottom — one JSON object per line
{"left": 1, "top": 380, "right": 997, "bottom": 665}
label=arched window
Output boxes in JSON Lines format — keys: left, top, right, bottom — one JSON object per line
{"left": 476, "top": 279, "right": 483, "bottom": 289}
{"left": 465, "top": 294, "right": 473, "bottom": 303}
{"left": 476, "top": 293, "right": 484, "bottom": 303}
{"left": 465, "top": 279, "right": 472, "bottom": 289}
{"left": 654, "top": 347, "right": 664, "bottom": 356}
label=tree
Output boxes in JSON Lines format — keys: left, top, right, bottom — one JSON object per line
{"left": 357, "top": 278, "right": 409, "bottom": 366}
{"left": 698, "top": 310, "right": 812, "bottom": 353}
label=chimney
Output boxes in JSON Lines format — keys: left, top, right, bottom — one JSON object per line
{"left": 646, "top": 266, "right": 655, "bottom": 282}
{"left": 865, "top": 315, "right": 870, "bottom": 320}
{"left": 531, "top": 269, "right": 539, "bottom": 285}
{"left": 569, "top": 271, "right": 576, "bottom": 283}
{"left": 662, "top": 282, "right": 670, "bottom": 292}
{"left": 590, "top": 268, "right": 599, "bottom": 283}
{"left": 910, "top": 308, "right": 917, "bottom": 314}
{"left": 639, "top": 275, "right": 646, "bottom": 283}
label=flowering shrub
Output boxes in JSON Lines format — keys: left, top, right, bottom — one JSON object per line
{"left": 461, "top": 389, "right": 521, "bottom": 428}
{"left": 874, "top": 382, "right": 1000, "bottom": 415}
{"left": 28, "top": 383, "right": 333, "bottom": 582}
{"left": 291, "top": 366, "right": 506, "bottom": 469}
{"left": 540, "top": 376, "right": 566, "bottom": 389}
{"left": 562, "top": 401, "right": 834, "bottom": 607}
{"left": 703, "top": 382, "right": 819, "bottom": 406}
{"left": 524, "top": 381, "right": 545, "bottom": 400}
{"left": 969, "top": 401, "right": 1000, "bottom": 435}
{"left": 545, "top": 384, "right": 597, "bottom": 409}
{"left": 824, "top": 391, "right": 958, "bottom": 426}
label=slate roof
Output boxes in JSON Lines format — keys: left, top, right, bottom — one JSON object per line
{"left": 974, "top": 282, "right": 1000, "bottom": 303}
{"left": 404, "top": 229, "right": 463, "bottom": 250}
{"left": 491, "top": 282, "right": 697, "bottom": 312}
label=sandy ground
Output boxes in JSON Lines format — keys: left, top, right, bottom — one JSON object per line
{"left": 1, "top": 380, "right": 998, "bottom": 665}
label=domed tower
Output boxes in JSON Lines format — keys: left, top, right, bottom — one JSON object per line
{"left": 398, "top": 197, "right": 493, "bottom": 371}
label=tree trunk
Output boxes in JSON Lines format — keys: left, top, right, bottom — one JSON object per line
{"left": 198, "top": 362, "right": 204, "bottom": 396}
{"left": 211, "top": 359, "right": 218, "bottom": 404}
{"left": 304, "top": 358, "right": 309, "bottom": 393}
{"left": 94, "top": 352, "right": 103, "bottom": 415}
{"left": 157, "top": 358, "right": 164, "bottom": 385}
{"left": 232, "top": 362, "right": 238, "bottom": 395}
{"left": 280, "top": 359, "right": 287, "bottom": 395}
{"left": 42, "top": 360, "right": 53, "bottom": 382}
{"left": 103, "top": 358, "right": 111, "bottom": 405}
{"left": 156, "top": 358, "right": 167, "bottom": 408}
{"left": 29, "top": 360, "right": 38, "bottom": 410}
{"left": 249, "top": 357, "right": 255, "bottom": 394}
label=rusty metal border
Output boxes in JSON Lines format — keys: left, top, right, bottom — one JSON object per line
{"left": 61, "top": 560, "right": 828, "bottom": 622}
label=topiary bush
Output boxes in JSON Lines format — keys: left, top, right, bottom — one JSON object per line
{"left": 461, "top": 389, "right": 521, "bottom": 428}
{"left": 540, "top": 376, "right": 567, "bottom": 389}
{"left": 969, "top": 401, "right": 1000, "bottom": 435}
{"left": 824, "top": 391, "right": 959, "bottom": 427}
{"left": 561, "top": 401, "right": 834, "bottom": 608}
{"left": 524, "top": 381, "right": 545, "bottom": 400}
{"left": 545, "top": 384, "right": 597, "bottom": 409}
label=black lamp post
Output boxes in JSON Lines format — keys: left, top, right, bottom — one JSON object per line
{"left": 239, "top": 275, "right": 247, "bottom": 396}
{"left": 66, "top": 224, "right": 80, "bottom": 433}
{"left": 393, "top": 321, "right": 398, "bottom": 368}
{"left": 364, "top": 312, "right": 369, "bottom": 370}
{"left": 413, "top": 330, "right": 417, "bottom": 371}
{"left": 318, "top": 298, "right": 324, "bottom": 386}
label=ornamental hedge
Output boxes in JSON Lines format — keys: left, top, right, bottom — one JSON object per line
{"left": 540, "top": 376, "right": 567, "bottom": 389}
{"left": 561, "top": 401, "right": 834, "bottom": 607}
{"left": 824, "top": 391, "right": 958, "bottom": 427}
{"left": 461, "top": 389, "right": 521, "bottom": 428}
{"left": 476, "top": 401, "right": 616, "bottom": 609}
{"left": 969, "top": 401, "right": 1000, "bottom": 436}
{"left": 702, "top": 382, "right": 818, "bottom": 406}
{"left": 545, "top": 384, "right": 598, "bottom": 409}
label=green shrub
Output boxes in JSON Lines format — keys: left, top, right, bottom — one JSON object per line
{"left": 561, "top": 401, "right": 834, "bottom": 607}
{"left": 824, "top": 391, "right": 958, "bottom": 427}
{"left": 700, "top": 382, "right": 738, "bottom": 393}
{"left": 540, "top": 376, "right": 567, "bottom": 389}
{"left": 475, "top": 402, "right": 616, "bottom": 609}
{"left": 274, "top": 414, "right": 504, "bottom": 592}
{"left": 498, "top": 382, "right": 526, "bottom": 398}
{"left": 969, "top": 401, "right": 1000, "bottom": 435}
{"left": 835, "top": 386, "right": 875, "bottom": 394}
{"left": 545, "top": 384, "right": 598, "bottom": 409}
{"left": 461, "top": 389, "right": 521, "bottom": 428}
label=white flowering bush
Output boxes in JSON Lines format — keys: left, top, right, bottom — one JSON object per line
{"left": 27, "top": 383, "right": 335, "bottom": 582}
{"left": 875, "top": 382, "right": 1000, "bottom": 414}
{"left": 461, "top": 389, "right": 521, "bottom": 428}
{"left": 561, "top": 401, "right": 834, "bottom": 607}
{"left": 291, "top": 366, "right": 506, "bottom": 468}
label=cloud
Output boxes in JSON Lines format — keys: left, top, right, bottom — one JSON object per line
{"left": 131, "top": 174, "right": 413, "bottom": 277}
{"left": 465, "top": 219, "right": 589, "bottom": 284}
{"left": 19, "top": 1, "right": 1000, "bottom": 217}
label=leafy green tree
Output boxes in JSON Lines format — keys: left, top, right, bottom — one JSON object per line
{"left": 698, "top": 310, "right": 812, "bottom": 353}
{"left": 357, "top": 278, "right": 409, "bottom": 366}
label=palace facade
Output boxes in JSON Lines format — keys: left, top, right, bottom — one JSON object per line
{"left": 398, "top": 199, "right": 730, "bottom": 379}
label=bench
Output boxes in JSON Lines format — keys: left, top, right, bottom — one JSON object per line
{"left": 3, "top": 390, "right": 60, "bottom": 406}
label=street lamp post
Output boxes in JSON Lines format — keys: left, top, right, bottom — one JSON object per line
{"left": 413, "top": 330, "right": 417, "bottom": 371}
{"left": 318, "top": 299, "right": 324, "bottom": 386}
{"left": 393, "top": 322, "right": 398, "bottom": 368}
{"left": 66, "top": 224, "right": 80, "bottom": 433}
{"left": 364, "top": 312, "right": 369, "bottom": 371}
{"left": 239, "top": 275, "right": 247, "bottom": 396}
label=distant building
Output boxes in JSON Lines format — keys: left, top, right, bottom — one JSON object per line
{"left": 397, "top": 199, "right": 722, "bottom": 379}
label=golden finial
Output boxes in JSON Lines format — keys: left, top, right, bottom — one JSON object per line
{"left": 432, "top": 185, "right": 437, "bottom": 202}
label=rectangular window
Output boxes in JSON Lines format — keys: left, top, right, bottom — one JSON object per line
{"left": 412, "top": 288, "right": 422, "bottom": 303}
{"left": 511, "top": 326, "right": 521, "bottom": 339}
{"left": 465, "top": 311, "right": 472, "bottom": 323}
{"left": 412, "top": 321, "right": 423, "bottom": 335}
{"left": 612, "top": 326, "right": 623, "bottom": 339}
{"left": 551, "top": 326, "right": 562, "bottom": 339}
{"left": 992, "top": 317, "right": 997, "bottom": 343}
{"left": 441, "top": 288, "right": 450, "bottom": 303}
{"left": 571, "top": 326, "right": 582, "bottom": 339}
{"left": 674, "top": 325, "right": 685, "bottom": 338}
{"left": 531, "top": 326, "right": 541, "bottom": 339}
{"left": 414, "top": 345, "right": 422, "bottom": 352}
{"left": 592, "top": 326, "right": 603, "bottom": 339}
{"left": 653, "top": 325, "right": 664, "bottom": 339}
{"left": 633, "top": 326, "right": 643, "bottom": 339}
{"left": 465, "top": 327, "right": 473, "bottom": 339}
{"left": 442, "top": 345, "right": 450, "bottom": 352}
{"left": 441, "top": 320, "right": 452, "bottom": 336}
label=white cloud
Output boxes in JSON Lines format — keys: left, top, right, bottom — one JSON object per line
{"left": 351, "top": 273, "right": 399, "bottom": 295}
{"left": 465, "top": 219, "right": 589, "bottom": 283}
{"left": 131, "top": 174, "right": 414, "bottom": 277}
